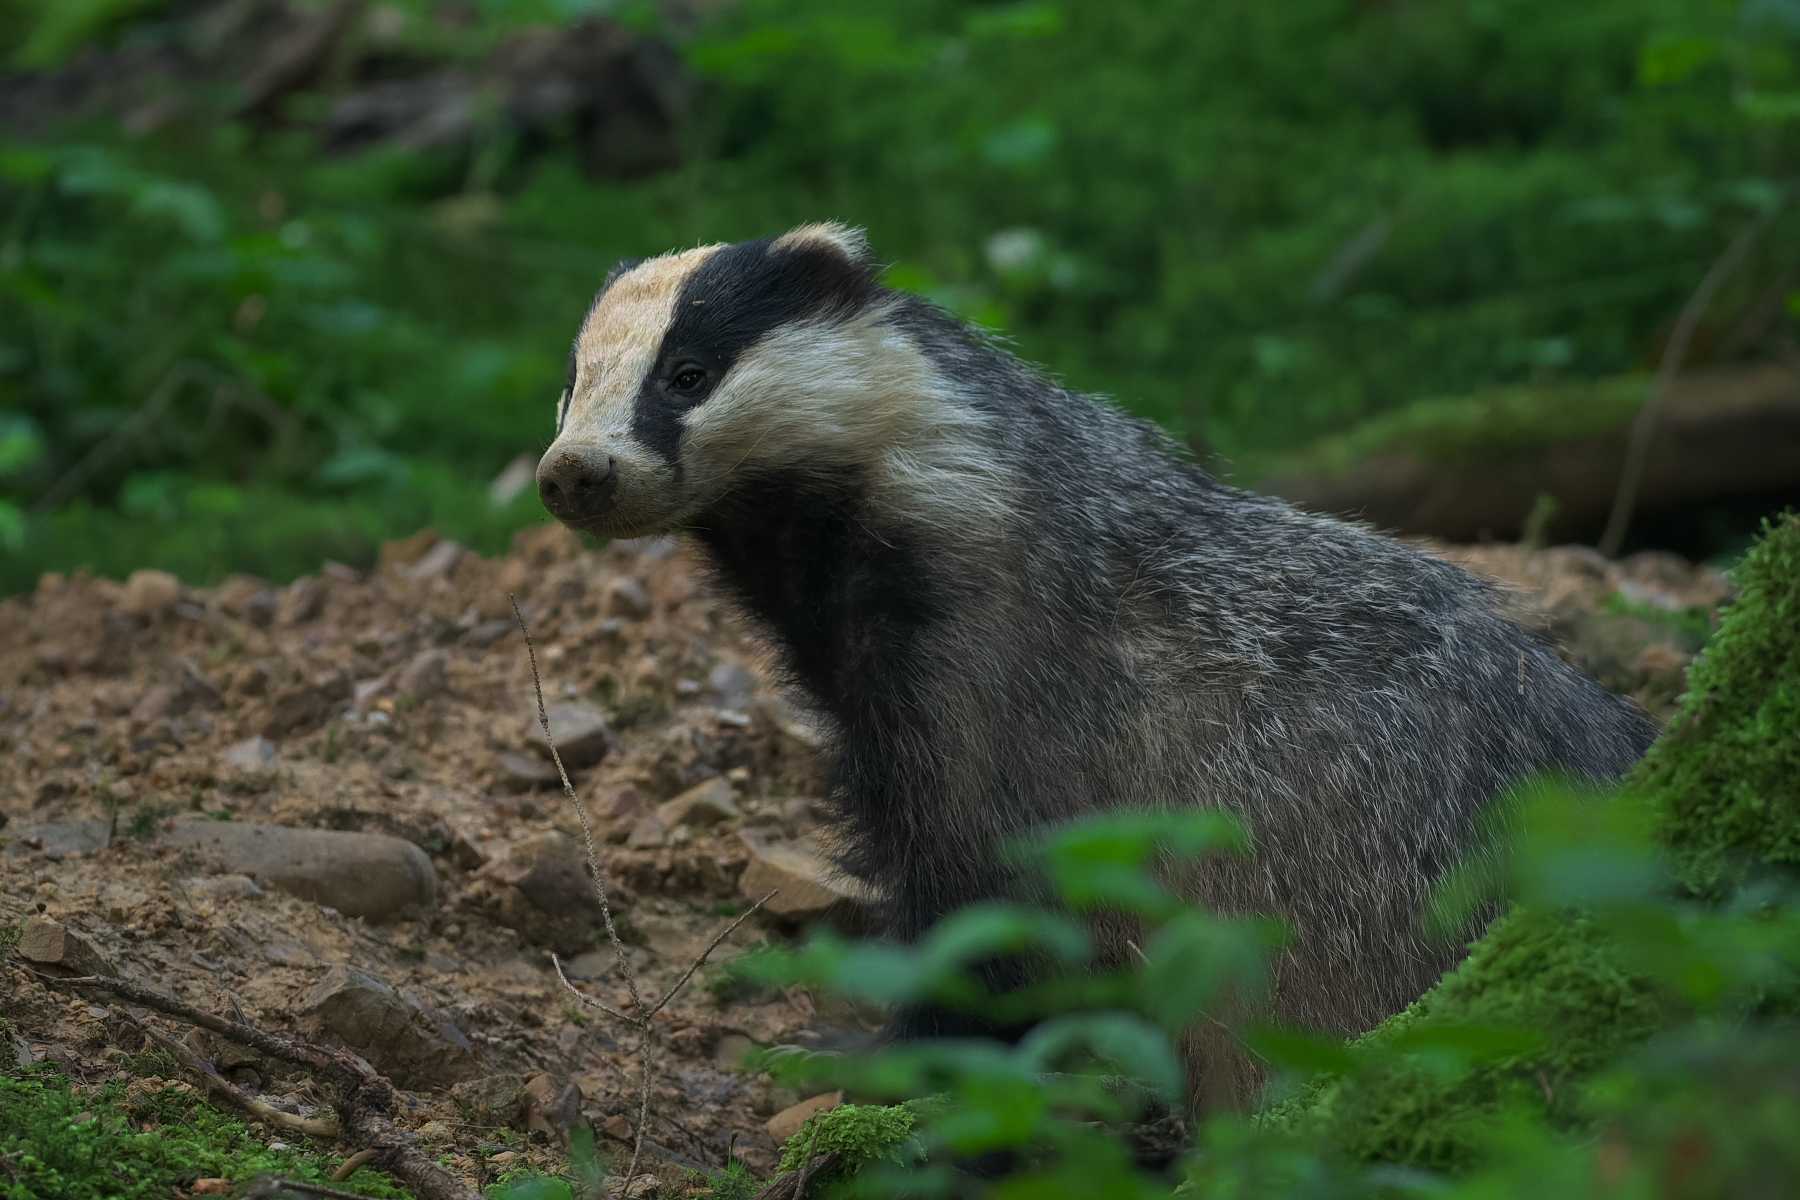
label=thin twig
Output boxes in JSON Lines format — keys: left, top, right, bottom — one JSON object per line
{"left": 510, "top": 595, "right": 779, "bottom": 1189}
{"left": 1598, "top": 199, "right": 1786, "bottom": 557}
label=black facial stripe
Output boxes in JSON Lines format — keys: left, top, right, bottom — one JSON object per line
{"left": 629, "top": 235, "right": 881, "bottom": 467}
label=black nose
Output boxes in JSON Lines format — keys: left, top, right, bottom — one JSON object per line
{"left": 537, "top": 447, "right": 618, "bottom": 521}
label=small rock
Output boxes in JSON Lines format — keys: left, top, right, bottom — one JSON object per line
{"left": 221, "top": 737, "right": 277, "bottom": 771}
{"left": 281, "top": 577, "right": 325, "bottom": 624}
{"left": 20, "top": 819, "right": 111, "bottom": 858}
{"left": 120, "top": 569, "right": 181, "bottom": 619}
{"left": 129, "top": 684, "right": 187, "bottom": 728}
{"left": 188, "top": 873, "right": 263, "bottom": 900}
{"left": 489, "top": 452, "right": 540, "bottom": 506}
{"left": 16, "top": 916, "right": 113, "bottom": 976}
{"left": 626, "top": 814, "right": 667, "bottom": 849}
{"left": 298, "top": 965, "right": 477, "bottom": 1088}
{"left": 265, "top": 942, "right": 320, "bottom": 967}
{"left": 180, "top": 660, "right": 224, "bottom": 709}
{"left": 606, "top": 577, "right": 653, "bottom": 620}
{"left": 162, "top": 820, "right": 435, "bottom": 921}
{"left": 764, "top": 1091, "right": 843, "bottom": 1143}
{"left": 498, "top": 752, "right": 561, "bottom": 790}
{"left": 738, "top": 838, "right": 874, "bottom": 924}
{"left": 714, "top": 1033, "right": 754, "bottom": 1067}
{"left": 401, "top": 539, "right": 464, "bottom": 580}
{"left": 560, "top": 949, "right": 613, "bottom": 981}
{"left": 476, "top": 832, "right": 598, "bottom": 917}
{"left": 523, "top": 1072, "right": 583, "bottom": 1145}
{"left": 257, "top": 673, "right": 348, "bottom": 738}
{"left": 524, "top": 703, "right": 618, "bottom": 768}
{"left": 379, "top": 528, "right": 439, "bottom": 572}
{"left": 425, "top": 952, "right": 462, "bottom": 973}
{"left": 465, "top": 619, "right": 515, "bottom": 648}
{"left": 656, "top": 778, "right": 740, "bottom": 830}
{"left": 352, "top": 678, "right": 388, "bottom": 712}
{"left": 708, "top": 663, "right": 758, "bottom": 710}
{"left": 595, "top": 783, "right": 647, "bottom": 820}
{"left": 451, "top": 1072, "right": 531, "bottom": 1125}
{"left": 395, "top": 649, "right": 451, "bottom": 701}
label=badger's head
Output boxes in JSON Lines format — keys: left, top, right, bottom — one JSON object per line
{"left": 537, "top": 222, "right": 978, "bottom": 540}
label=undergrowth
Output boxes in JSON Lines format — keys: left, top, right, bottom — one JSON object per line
{"left": 0, "top": 1066, "right": 406, "bottom": 1199}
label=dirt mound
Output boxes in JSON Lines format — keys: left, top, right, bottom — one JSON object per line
{"left": 0, "top": 526, "right": 1733, "bottom": 1192}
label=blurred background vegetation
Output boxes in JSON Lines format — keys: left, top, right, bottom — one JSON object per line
{"left": 1, "top": 0, "right": 1798, "bottom": 594}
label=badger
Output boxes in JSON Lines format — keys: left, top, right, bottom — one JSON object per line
{"left": 535, "top": 223, "right": 1658, "bottom": 1107}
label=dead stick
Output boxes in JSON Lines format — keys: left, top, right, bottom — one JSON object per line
{"left": 127, "top": 1013, "right": 339, "bottom": 1138}
{"left": 1598, "top": 200, "right": 1784, "bottom": 557}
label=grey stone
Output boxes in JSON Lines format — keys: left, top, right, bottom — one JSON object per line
{"left": 656, "top": 778, "right": 740, "bottom": 830}
{"left": 162, "top": 820, "right": 435, "bottom": 921}
{"left": 475, "top": 832, "right": 597, "bottom": 917}
{"left": 17, "top": 916, "right": 113, "bottom": 975}
{"left": 524, "top": 703, "right": 617, "bottom": 768}
{"left": 451, "top": 1072, "right": 531, "bottom": 1126}
{"left": 625, "top": 814, "right": 667, "bottom": 848}
{"left": 606, "top": 576, "right": 653, "bottom": 620}
{"left": 221, "top": 737, "right": 277, "bottom": 770}
{"left": 20, "top": 819, "right": 111, "bottom": 859}
{"left": 121, "top": 569, "right": 181, "bottom": 619}
{"left": 396, "top": 649, "right": 451, "bottom": 701}
{"left": 497, "top": 751, "right": 561, "bottom": 789}
{"left": 180, "top": 660, "right": 224, "bottom": 709}
{"left": 465, "top": 619, "right": 515, "bottom": 649}
{"left": 400, "top": 538, "right": 465, "bottom": 580}
{"left": 265, "top": 942, "right": 320, "bottom": 967}
{"left": 297, "top": 965, "right": 477, "bottom": 1087}
{"left": 187, "top": 873, "right": 263, "bottom": 900}
{"left": 738, "top": 837, "right": 874, "bottom": 925}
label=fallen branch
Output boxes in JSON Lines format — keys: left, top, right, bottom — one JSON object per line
{"left": 39, "top": 971, "right": 480, "bottom": 1200}
{"left": 125, "top": 1012, "right": 339, "bottom": 1139}
{"left": 510, "top": 595, "right": 777, "bottom": 1188}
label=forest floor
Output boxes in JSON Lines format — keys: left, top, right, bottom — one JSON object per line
{"left": 0, "top": 524, "right": 1737, "bottom": 1196}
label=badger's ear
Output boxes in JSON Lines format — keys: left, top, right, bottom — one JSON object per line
{"left": 771, "top": 222, "right": 872, "bottom": 264}
{"left": 602, "top": 257, "right": 646, "bottom": 290}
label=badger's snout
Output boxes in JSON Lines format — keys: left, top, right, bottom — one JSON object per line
{"left": 537, "top": 445, "right": 618, "bottom": 523}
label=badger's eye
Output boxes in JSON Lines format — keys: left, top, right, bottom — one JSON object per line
{"left": 670, "top": 365, "right": 707, "bottom": 393}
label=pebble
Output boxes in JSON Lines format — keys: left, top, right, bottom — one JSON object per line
{"left": 16, "top": 915, "right": 114, "bottom": 976}
{"left": 220, "top": 736, "right": 277, "bottom": 770}
{"left": 297, "top": 965, "right": 478, "bottom": 1087}
{"left": 605, "top": 577, "right": 653, "bottom": 620}
{"left": 396, "top": 648, "right": 451, "bottom": 700}
{"left": 655, "top": 777, "right": 740, "bottom": 831}
{"left": 524, "top": 702, "right": 618, "bottom": 768}
{"left": 120, "top": 569, "right": 181, "bottom": 619}
{"left": 764, "top": 1090, "right": 843, "bottom": 1143}
{"left": 19, "top": 818, "right": 112, "bottom": 859}
{"left": 625, "top": 814, "right": 667, "bottom": 849}
{"left": 474, "top": 832, "right": 597, "bottom": 916}
{"left": 738, "top": 837, "right": 874, "bottom": 925}
{"left": 162, "top": 820, "right": 435, "bottom": 921}
{"left": 498, "top": 751, "right": 561, "bottom": 789}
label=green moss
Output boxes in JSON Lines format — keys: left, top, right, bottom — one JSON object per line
{"left": 1634, "top": 513, "right": 1800, "bottom": 892}
{"left": 774, "top": 1102, "right": 921, "bottom": 1184}
{"left": 0, "top": 1068, "right": 409, "bottom": 1199}
{"left": 1274, "top": 910, "right": 1661, "bottom": 1171}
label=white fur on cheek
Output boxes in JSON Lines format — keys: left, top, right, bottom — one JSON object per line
{"left": 679, "top": 310, "right": 1020, "bottom": 536}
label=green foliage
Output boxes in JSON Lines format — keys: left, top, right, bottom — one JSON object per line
{"left": 0, "top": 1068, "right": 406, "bottom": 1199}
{"left": 1636, "top": 512, "right": 1800, "bottom": 891}
{"left": 3, "top": 0, "right": 1798, "bottom": 589}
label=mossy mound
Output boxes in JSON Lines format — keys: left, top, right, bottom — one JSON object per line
{"left": 772, "top": 1101, "right": 923, "bottom": 1188}
{"left": 1635, "top": 513, "right": 1800, "bottom": 891}
{"left": 1273, "top": 513, "right": 1800, "bottom": 1171}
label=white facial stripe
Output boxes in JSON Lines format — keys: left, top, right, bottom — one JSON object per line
{"left": 680, "top": 308, "right": 1019, "bottom": 534}
{"left": 565, "top": 245, "right": 721, "bottom": 440}
{"left": 770, "top": 222, "right": 870, "bottom": 262}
